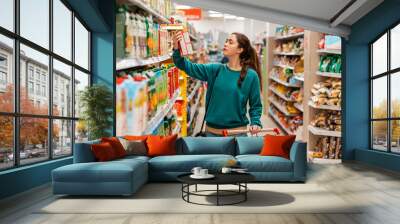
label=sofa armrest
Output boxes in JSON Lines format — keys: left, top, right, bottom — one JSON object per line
{"left": 289, "top": 141, "right": 307, "bottom": 181}
{"left": 73, "top": 140, "right": 100, "bottom": 163}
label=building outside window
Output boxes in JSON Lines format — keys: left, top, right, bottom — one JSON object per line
{"left": 0, "top": 0, "right": 91, "bottom": 171}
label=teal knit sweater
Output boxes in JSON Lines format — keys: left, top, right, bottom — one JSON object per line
{"left": 172, "top": 50, "right": 263, "bottom": 129}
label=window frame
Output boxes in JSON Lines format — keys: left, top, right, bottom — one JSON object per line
{"left": 0, "top": 0, "right": 92, "bottom": 171}
{"left": 370, "top": 20, "right": 400, "bottom": 154}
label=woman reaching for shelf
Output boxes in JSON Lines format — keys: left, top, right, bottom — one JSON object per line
{"left": 171, "top": 31, "right": 263, "bottom": 137}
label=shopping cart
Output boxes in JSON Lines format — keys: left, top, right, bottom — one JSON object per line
{"left": 221, "top": 127, "right": 281, "bottom": 137}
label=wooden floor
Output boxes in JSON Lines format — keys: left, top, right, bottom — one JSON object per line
{"left": 0, "top": 162, "right": 400, "bottom": 224}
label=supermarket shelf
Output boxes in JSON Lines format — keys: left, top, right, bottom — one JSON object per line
{"left": 269, "top": 97, "right": 299, "bottom": 117}
{"left": 316, "top": 49, "right": 341, "bottom": 55}
{"left": 268, "top": 110, "right": 294, "bottom": 135}
{"left": 294, "top": 102, "right": 304, "bottom": 112}
{"left": 273, "top": 51, "right": 303, "bottom": 56}
{"left": 270, "top": 76, "right": 301, "bottom": 88}
{"left": 293, "top": 74, "right": 304, "bottom": 82}
{"left": 126, "top": 0, "right": 170, "bottom": 23}
{"left": 269, "top": 87, "right": 296, "bottom": 102}
{"left": 308, "top": 125, "right": 341, "bottom": 137}
{"left": 275, "top": 32, "right": 304, "bottom": 41}
{"left": 143, "top": 90, "right": 180, "bottom": 134}
{"left": 187, "top": 81, "right": 201, "bottom": 102}
{"left": 308, "top": 101, "right": 341, "bottom": 111}
{"left": 172, "top": 123, "right": 181, "bottom": 135}
{"left": 316, "top": 71, "right": 341, "bottom": 78}
{"left": 116, "top": 54, "right": 171, "bottom": 71}
{"left": 273, "top": 63, "right": 294, "bottom": 70}
{"left": 187, "top": 89, "right": 202, "bottom": 128}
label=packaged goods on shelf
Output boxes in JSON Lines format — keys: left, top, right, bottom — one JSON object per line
{"left": 269, "top": 106, "right": 303, "bottom": 134}
{"left": 270, "top": 67, "right": 302, "bottom": 87}
{"left": 142, "top": 0, "right": 173, "bottom": 18}
{"left": 116, "top": 64, "right": 179, "bottom": 136}
{"left": 312, "top": 136, "right": 342, "bottom": 159}
{"left": 115, "top": 4, "right": 170, "bottom": 60}
{"left": 270, "top": 82, "right": 300, "bottom": 101}
{"left": 310, "top": 111, "right": 341, "bottom": 132}
{"left": 310, "top": 79, "right": 341, "bottom": 107}
{"left": 275, "top": 26, "right": 304, "bottom": 37}
{"left": 323, "top": 35, "right": 341, "bottom": 50}
{"left": 319, "top": 54, "right": 342, "bottom": 73}
{"left": 274, "top": 37, "right": 304, "bottom": 53}
{"left": 272, "top": 55, "right": 303, "bottom": 70}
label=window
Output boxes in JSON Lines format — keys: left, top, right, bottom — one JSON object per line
{"left": 0, "top": 1, "right": 91, "bottom": 170}
{"left": 28, "top": 67, "right": 34, "bottom": 80}
{"left": 371, "top": 23, "right": 400, "bottom": 154}
{"left": 75, "top": 17, "right": 90, "bottom": 70}
{"left": 0, "top": 54, "right": 8, "bottom": 88}
{"left": 20, "top": 0, "right": 49, "bottom": 49}
{"left": 28, "top": 81, "right": 34, "bottom": 94}
{"left": 42, "top": 85, "right": 46, "bottom": 97}
{"left": 0, "top": 0, "right": 14, "bottom": 32}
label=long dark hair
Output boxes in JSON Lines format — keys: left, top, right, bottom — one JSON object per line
{"left": 232, "top": 32, "right": 262, "bottom": 90}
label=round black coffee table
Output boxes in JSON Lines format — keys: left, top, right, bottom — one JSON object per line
{"left": 177, "top": 173, "right": 255, "bottom": 206}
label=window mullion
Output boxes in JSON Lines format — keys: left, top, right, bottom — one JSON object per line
{"left": 388, "top": 30, "right": 391, "bottom": 153}
{"left": 48, "top": 0, "right": 53, "bottom": 160}
{"left": 71, "top": 11, "right": 76, "bottom": 154}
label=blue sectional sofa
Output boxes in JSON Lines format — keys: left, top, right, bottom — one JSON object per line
{"left": 52, "top": 137, "right": 307, "bottom": 196}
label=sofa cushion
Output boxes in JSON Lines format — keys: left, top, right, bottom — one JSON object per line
{"left": 147, "top": 134, "right": 178, "bottom": 157}
{"left": 260, "top": 135, "right": 296, "bottom": 159}
{"left": 73, "top": 139, "right": 101, "bottom": 163}
{"left": 119, "top": 138, "right": 147, "bottom": 156}
{"left": 236, "top": 155, "right": 293, "bottom": 172}
{"left": 177, "top": 137, "right": 236, "bottom": 155}
{"left": 101, "top": 137, "right": 127, "bottom": 158}
{"left": 148, "top": 154, "right": 235, "bottom": 172}
{"left": 52, "top": 159, "right": 147, "bottom": 183}
{"left": 236, "top": 137, "right": 263, "bottom": 155}
{"left": 91, "top": 142, "right": 118, "bottom": 161}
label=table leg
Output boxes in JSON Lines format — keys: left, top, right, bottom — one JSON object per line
{"left": 245, "top": 183, "right": 247, "bottom": 201}
{"left": 195, "top": 184, "right": 197, "bottom": 192}
{"left": 217, "top": 184, "right": 219, "bottom": 206}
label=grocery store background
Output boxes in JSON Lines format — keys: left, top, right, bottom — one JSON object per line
{"left": 1, "top": 0, "right": 400, "bottom": 199}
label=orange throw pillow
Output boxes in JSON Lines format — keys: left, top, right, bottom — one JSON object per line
{"left": 101, "top": 137, "right": 126, "bottom": 158}
{"left": 146, "top": 134, "right": 178, "bottom": 157}
{"left": 124, "top": 135, "right": 149, "bottom": 141}
{"left": 260, "top": 135, "right": 296, "bottom": 159}
{"left": 91, "top": 142, "right": 117, "bottom": 162}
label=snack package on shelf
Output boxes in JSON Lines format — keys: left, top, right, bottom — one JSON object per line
{"left": 310, "top": 111, "right": 341, "bottom": 132}
{"left": 319, "top": 55, "right": 342, "bottom": 73}
{"left": 270, "top": 68, "right": 301, "bottom": 86}
{"left": 269, "top": 107, "right": 303, "bottom": 133}
{"left": 310, "top": 78, "right": 341, "bottom": 107}
{"left": 324, "top": 35, "right": 341, "bottom": 50}
{"left": 275, "top": 25, "right": 304, "bottom": 37}
{"left": 313, "top": 136, "right": 342, "bottom": 159}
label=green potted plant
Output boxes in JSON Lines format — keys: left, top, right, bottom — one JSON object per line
{"left": 79, "top": 84, "right": 113, "bottom": 140}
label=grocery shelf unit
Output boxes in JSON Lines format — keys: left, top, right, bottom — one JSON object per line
{"left": 115, "top": 0, "right": 202, "bottom": 137}
{"left": 307, "top": 32, "right": 342, "bottom": 163}
{"left": 265, "top": 30, "right": 306, "bottom": 140}
{"left": 265, "top": 30, "right": 343, "bottom": 163}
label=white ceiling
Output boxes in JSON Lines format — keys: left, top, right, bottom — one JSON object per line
{"left": 173, "top": 0, "right": 384, "bottom": 37}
